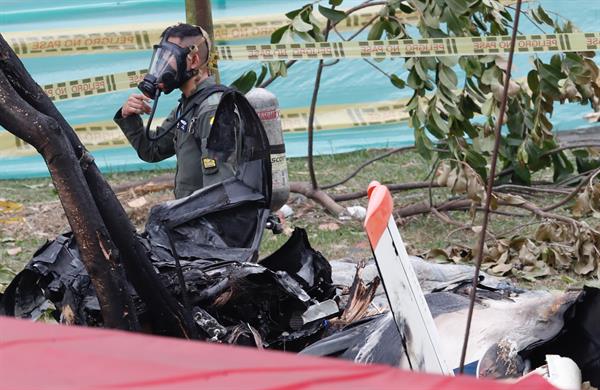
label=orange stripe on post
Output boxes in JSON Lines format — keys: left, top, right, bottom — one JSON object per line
{"left": 364, "top": 181, "right": 393, "bottom": 248}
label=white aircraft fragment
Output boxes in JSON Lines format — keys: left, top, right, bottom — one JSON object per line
{"left": 363, "top": 181, "right": 451, "bottom": 375}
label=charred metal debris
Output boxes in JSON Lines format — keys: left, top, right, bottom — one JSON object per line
{"left": 1, "top": 91, "right": 598, "bottom": 385}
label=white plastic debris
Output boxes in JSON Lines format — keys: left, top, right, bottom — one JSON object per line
{"left": 526, "top": 355, "right": 582, "bottom": 390}
{"left": 301, "top": 299, "right": 339, "bottom": 325}
{"left": 346, "top": 205, "right": 367, "bottom": 220}
{"left": 278, "top": 204, "right": 294, "bottom": 218}
{"left": 545, "top": 355, "right": 582, "bottom": 390}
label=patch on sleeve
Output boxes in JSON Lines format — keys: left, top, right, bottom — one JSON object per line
{"left": 202, "top": 157, "right": 217, "bottom": 169}
{"left": 209, "top": 116, "right": 215, "bottom": 125}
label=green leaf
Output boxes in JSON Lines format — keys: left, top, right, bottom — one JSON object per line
{"left": 271, "top": 25, "right": 289, "bottom": 44}
{"left": 278, "top": 61, "right": 288, "bottom": 77}
{"left": 309, "top": 11, "right": 325, "bottom": 30}
{"left": 383, "top": 19, "right": 401, "bottom": 37}
{"left": 390, "top": 74, "right": 406, "bottom": 89}
{"left": 294, "top": 31, "right": 316, "bottom": 42}
{"left": 231, "top": 70, "right": 257, "bottom": 94}
{"left": 465, "top": 78, "right": 486, "bottom": 102}
{"left": 399, "top": 2, "right": 414, "bottom": 13}
{"left": 466, "top": 149, "right": 487, "bottom": 169}
{"left": 524, "top": 139, "right": 548, "bottom": 171}
{"left": 318, "top": 5, "right": 346, "bottom": 23}
{"left": 445, "top": 0, "right": 469, "bottom": 16}
{"left": 512, "top": 162, "right": 532, "bottom": 185}
{"left": 472, "top": 133, "right": 495, "bottom": 153}
{"left": 551, "top": 152, "right": 575, "bottom": 183}
{"left": 368, "top": 20, "right": 385, "bottom": 40}
{"left": 505, "top": 134, "right": 525, "bottom": 147}
{"left": 407, "top": 70, "right": 424, "bottom": 89}
{"left": 329, "top": 0, "right": 343, "bottom": 6}
{"left": 576, "top": 155, "right": 600, "bottom": 174}
{"left": 430, "top": 107, "right": 450, "bottom": 134}
{"left": 536, "top": 5, "right": 554, "bottom": 27}
{"left": 255, "top": 64, "right": 268, "bottom": 87}
{"left": 292, "top": 15, "right": 314, "bottom": 32}
{"left": 422, "top": 57, "right": 438, "bottom": 70}
{"left": 443, "top": 6, "right": 464, "bottom": 33}
{"left": 517, "top": 143, "right": 529, "bottom": 164}
{"left": 285, "top": 8, "right": 303, "bottom": 20}
{"left": 481, "top": 97, "right": 495, "bottom": 116}
{"left": 460, "top": 57, "right": 479, "bottom": 77}
{"left": 436, "top": 87, "right": 457, "bottom": 107}
{"left": 425, "top": 121, "right": 446, "bottom": 139}
{"left": 268, "top": 61, "right": 288, "bottom": 78}
{"left": 280, "top": 28, "right": 295, "bottom": 43}
{"left": 415, "top": 60, "right": 429, "bottom": 81}
{"left": 438, "top": 65, "right": 458, "bottom": 89}
{"left": 415, "top": 127, "right": 433, "bottom": 160}
{"left": 527, "top": 70, "right": 540, "bottom": 95}
{"left": 481, "top": 66, "right": 501, "bottom": 85}
{"left": 540, "top": 79, "right": 561, "bottom": 98}
{"left": 439, "top": 56, "right": 459, "bottom": 68}
{"left": 539, "top": 61, "right": 565, "bottom": 83}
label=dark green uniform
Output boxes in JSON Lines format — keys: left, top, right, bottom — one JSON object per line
{"left": 114, "top": 77, "right": 238, "bottom": 199}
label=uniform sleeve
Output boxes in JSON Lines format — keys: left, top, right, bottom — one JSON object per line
{"left": 114, "top": 107, "right": 177, "bottom": 162}
{"left": 194, "top": 99, "right": 219, "bottom": 140}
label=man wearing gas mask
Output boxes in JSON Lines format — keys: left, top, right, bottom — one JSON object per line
{"left": 114, "top": 23, "right": 238, "bottom": 199}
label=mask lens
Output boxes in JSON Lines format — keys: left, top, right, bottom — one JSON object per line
{"left": 149, "top": 47, "right": 178, "bottom": 76}
{"left": 147, "top": 45, "right": 182, "bottom": 93}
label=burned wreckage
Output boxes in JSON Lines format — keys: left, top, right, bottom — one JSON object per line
{"left": 1, "top": 91, "right": 599, "bottom": 387}
{"left": 1, "top": 88, "right": 338, "bottom": 350}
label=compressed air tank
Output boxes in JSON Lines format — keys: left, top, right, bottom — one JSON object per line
{"left": 246, "top": 88, "right": 290, "bottom": 211}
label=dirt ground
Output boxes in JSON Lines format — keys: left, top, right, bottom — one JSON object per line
{"left": 1, "top": 149, "right": 598, "bottom": 291}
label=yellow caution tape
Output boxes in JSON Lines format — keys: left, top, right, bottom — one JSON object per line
{"left": 4, "top": 0, "right": 523, "bottom": 57}
{"left": 0, "top": 99, "right": 409, "bottom": 157}
{"left": 4, "top": 7, "right": 406, "bottom": 58}
{"left": 213, "top": 7, "right": 407, "bottom": 41}
{"left": 217, "top": 33, "right": 600, "bottom": 61}
{"left": 43, "top": 69, "right": 147, "bottom": 101}
{"left": 5, "top": 29, "right": 159, "bottom": 58}
{"left": 36, "top": 30, "right": 600, "bottom": 103}
{"left": 281, "top": 99, "right": 409, "bottom": 132}
{"left": 26, "top": 30, "right": 596, "bottom": 63}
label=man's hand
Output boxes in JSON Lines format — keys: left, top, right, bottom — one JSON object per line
{"left": 121, "top": 94, "right": 152, "bottom": 117}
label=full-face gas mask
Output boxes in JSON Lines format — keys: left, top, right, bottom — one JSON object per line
{"left": 138, "top": 25, "right": 211, "bottom": 140}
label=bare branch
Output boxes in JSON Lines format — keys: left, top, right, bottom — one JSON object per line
{"left": 542, "top": 167, "right": 600, "bottom": 212}
{"left": 322, "top": 147, "right": 414, "bottom": 190}
{"left": 290, "top": 181, "right": 345, "bottom": 215}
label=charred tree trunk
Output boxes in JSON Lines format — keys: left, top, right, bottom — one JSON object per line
{"left": 0, "top": 71, "right": 138, "bottom": 330}
{"left": 0, "top": 35, "right": 195, "bottom": 338}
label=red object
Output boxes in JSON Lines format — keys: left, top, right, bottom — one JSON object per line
{"left": 0, "top": 317, "right": 555, "bottom": 389}
{"left": 364, "top": 180, "right": 393, "bottom": 248}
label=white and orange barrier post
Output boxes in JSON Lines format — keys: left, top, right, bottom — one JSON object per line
{"left": 364, "top": 180, "right": 451, "bottom": 375}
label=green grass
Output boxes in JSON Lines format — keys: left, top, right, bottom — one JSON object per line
{"left": 1, "top": 148, "right": 598, "bottom": 292}
{"left": 0, "top": 179, "right": 58, "bottom": 204}
{"left": 287, "top": 148, "right": 431, "bottom": 193}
